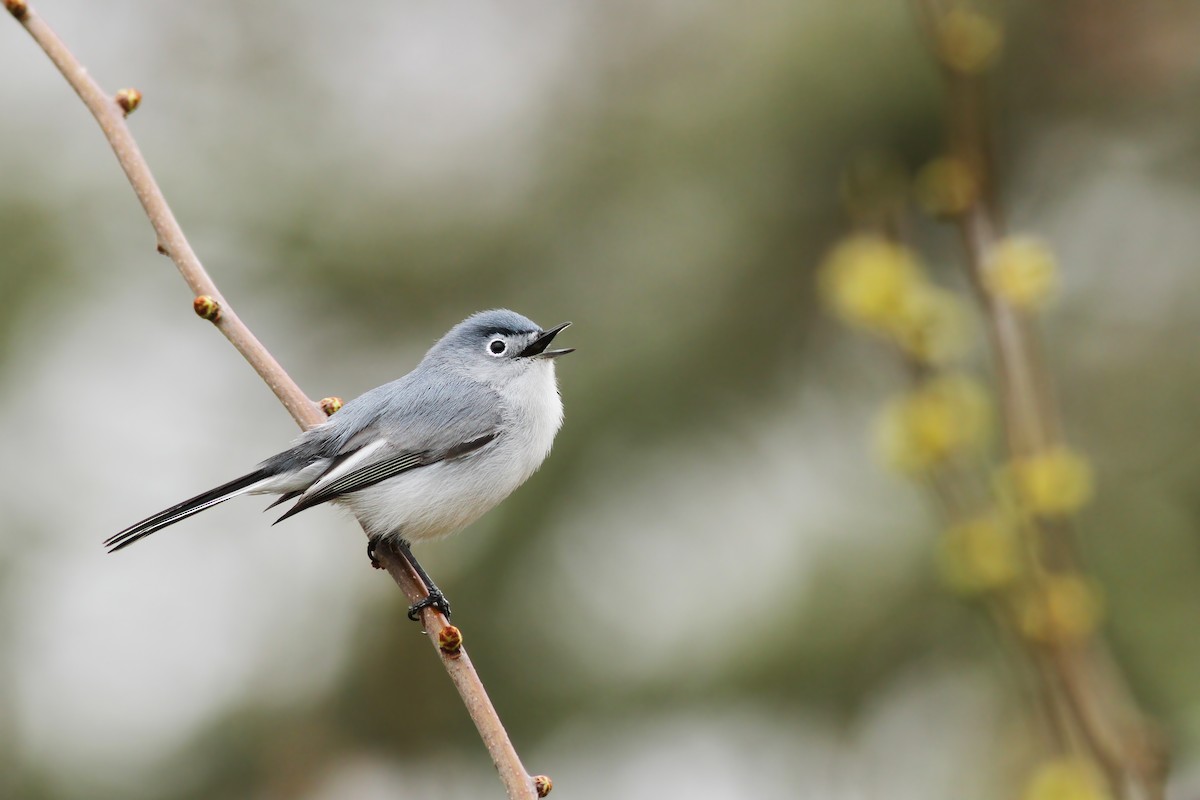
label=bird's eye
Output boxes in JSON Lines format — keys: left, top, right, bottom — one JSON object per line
{"left": 488, "top": 339, "right": 507, "bottom": 356}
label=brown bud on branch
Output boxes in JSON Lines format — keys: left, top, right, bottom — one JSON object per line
{"left": 438, "top": 625, "right": 463, "bottom": 658}
{"left": 193, "top": 295, "right": 220, "bottom": 322}
{"left": 115, "top": 87, "right": 141, "bottom": 116}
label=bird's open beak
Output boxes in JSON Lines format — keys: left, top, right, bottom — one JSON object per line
{"left": 519, "top": 321, "right": 574, "bottom": 359}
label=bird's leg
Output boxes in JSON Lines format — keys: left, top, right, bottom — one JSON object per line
{"left": 395, "top": 540, "right": 452, "bottom": 622}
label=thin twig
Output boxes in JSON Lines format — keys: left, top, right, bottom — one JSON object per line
{"left": 5, "top": 3, "right": 538, "bottom": 797}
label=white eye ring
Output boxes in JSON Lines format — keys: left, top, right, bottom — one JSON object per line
{"left": 488, "top": 338, "right": 507, "bottom": 356}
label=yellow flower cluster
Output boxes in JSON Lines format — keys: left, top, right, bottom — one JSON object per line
{"left": 819, "top": 236, "right": 922, "bottom": 327}
{"left": 818, "top": 236, "right": 971, "bottom": 364}
{"left": 876, "top": 375, "right": 991, "bottom": 473}
{"left": 1016, "top": 574, "right": 1104, "bottom": 645}
{"left": 985, "top": 237, "right": 1059, "bottom": 310}
{"left": 1023, "top": 758, "right": 1110, "bottom": 800}
{"left": 890, "top": 285, "right": 972, "bottom": 365}
{"left": 936, "top": 513, "right": 1021, "bottom": 595}
{"left": 915, "top": 156, "right": 978, "bottom": 217}
{"left": 936, "top": 8, "right": 1004, "bottom": 74}
{"left": 1008, "top": 447, "right": 1094, "bottom": 518}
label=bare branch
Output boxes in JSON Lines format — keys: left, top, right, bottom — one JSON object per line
{"left": 6, "top": 3, "right": 539, "bottom": 797}
{"left": 914, "top": 2, "right": 1167, "bottom": 797}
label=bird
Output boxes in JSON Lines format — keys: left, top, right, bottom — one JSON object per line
{"left": 105, "top": 309, "right": 573, "bottom": 620}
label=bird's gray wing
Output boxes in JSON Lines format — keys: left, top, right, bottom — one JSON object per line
{"left": 272, "top": 371, "right": 502, "bottom": 522}
{"left": 272, "top": 432, "right": 498, "bottom": 522}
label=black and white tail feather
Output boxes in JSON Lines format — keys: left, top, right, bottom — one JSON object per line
{"left": 103, "top": 468, "right": 276, "bottom": 552}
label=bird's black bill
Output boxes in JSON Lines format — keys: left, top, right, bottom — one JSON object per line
{"left": 518, "top": 321, "right": 574, "bottom": 359}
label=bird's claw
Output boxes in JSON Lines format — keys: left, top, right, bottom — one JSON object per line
{"left": 407, "top": 589, "right": 451, "bottom": 622}
{"left": 367, "top": 536, "right": 384, "bottom": 570}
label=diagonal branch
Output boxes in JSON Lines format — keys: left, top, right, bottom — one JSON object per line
{"left": 4, "top": 2, "right": 540, "bottom": 798}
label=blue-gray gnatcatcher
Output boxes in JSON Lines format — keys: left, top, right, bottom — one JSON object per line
{"left": 105, "top": 309, "right": 573, "bottom": 620}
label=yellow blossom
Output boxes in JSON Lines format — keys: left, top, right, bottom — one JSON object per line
{"left": 985, "top": 237, "right": 1059, "bottom": 310}
{"left": 936, "top": 513, "right": 1021, "bottom": 594}
{"left": 876, "top": 374, "right": 991, "bottom": 473}
{"left": 891, "top": 285, "right": 973, "bottom": 365}
{"left": 818, "top": 236, "right": 926, "bottom": 331}
{"left": 1023, "top": 758, "right": 1110, "bottom": 800}
{"left": 1009, "top": 447, "right": 1094, "bottom": 517}
{"left": 936, "top": 9, "right": 1004, "bottom": 74}
{"left": 1016, "top": 574, "right": 1104, "bottom": 645}
{"left": 914, "top": 156, "right": 978, "bottom": 217}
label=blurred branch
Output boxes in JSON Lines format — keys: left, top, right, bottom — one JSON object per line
{"left": 4, "top": 2, "right": 540, "bottom": 797}
{"left": 913, "top": 2, "right": 1168, "bottom": 797}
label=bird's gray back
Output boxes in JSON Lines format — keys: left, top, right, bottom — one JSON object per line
{"left": 264, "top": 363, "right": 502, "bottom": 474}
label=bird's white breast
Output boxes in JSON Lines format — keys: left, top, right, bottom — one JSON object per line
{"left": 500, "top": 360, "right": 565, "bottom": 483}
{"left": 338, "top": 361, "right": 563, "bottom": 542}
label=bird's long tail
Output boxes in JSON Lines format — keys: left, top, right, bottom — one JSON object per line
{"left": 104, "top": 468, "right": 275, "bottom": 553}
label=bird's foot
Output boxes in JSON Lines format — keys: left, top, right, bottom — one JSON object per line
{"left": 367, "top": 535, "right": 385, "bottom": 570}
{"left": 407, "top": 589, "right": 452, "bottom": 622}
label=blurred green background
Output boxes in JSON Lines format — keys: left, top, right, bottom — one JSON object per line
{"left": 2, "top": 1, "right": 1200, "bottom": 798}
